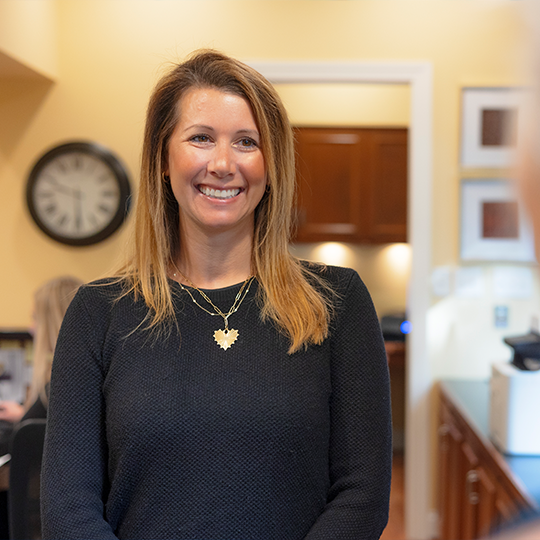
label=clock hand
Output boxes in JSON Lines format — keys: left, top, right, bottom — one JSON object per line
{"left": 74, "top": 189, "right": 82, "bottom": 232}
{"left": 46, "top": 177, "right": 77, "bottom": 197}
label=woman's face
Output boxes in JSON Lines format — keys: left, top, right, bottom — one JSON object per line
{"left": 166, "top": 87, "right": 266, "bottom": 239}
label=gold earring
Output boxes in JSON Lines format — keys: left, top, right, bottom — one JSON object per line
{"left": 162, "top": 172, "right": 170, "bottom": 182}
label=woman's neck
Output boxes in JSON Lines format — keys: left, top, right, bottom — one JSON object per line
{"left": 174, "top": 227, "right": 254, "bottom": 290}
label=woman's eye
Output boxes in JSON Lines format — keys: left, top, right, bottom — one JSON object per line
{"left": 191, "top": 135, "right": 211, "bottom": 143}
{"left": 238, "top": 138, "right": 258, "bottom": 148}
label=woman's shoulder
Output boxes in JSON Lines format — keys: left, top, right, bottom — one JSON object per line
{"left": 62, "top": 277, "right": 145, "bottom": 343}
{"left": 299, "top": 260, "right": 362, "bottom": 292}
{"left": 299, "top": 261, "right": 374, "bottom": 318}
{"left": 75, "top": 277, "right": 123, "bottom": 297}
{"left": 69, "top": 277, "right": 134, "bottom": 314}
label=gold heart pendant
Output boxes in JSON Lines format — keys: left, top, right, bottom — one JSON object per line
{"left": 214, "top": 328, "right": 239, "bottom": 350}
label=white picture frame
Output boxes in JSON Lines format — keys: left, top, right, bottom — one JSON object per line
{"left": 461, "top": 87, "right": 524, "bottom": 168}
{"left": 460, "top": 179, "right": 536, "bottom": 262}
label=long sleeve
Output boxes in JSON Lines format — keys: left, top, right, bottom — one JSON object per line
{"left": 41, "top": 288, "right": 118, "bottom": 539}
{"left": 304, "top": 270, "right": 392, "bottom": 540}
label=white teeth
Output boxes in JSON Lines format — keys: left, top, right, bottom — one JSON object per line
{"left": 199, "top": 186, "right": 240, "bottom": 199}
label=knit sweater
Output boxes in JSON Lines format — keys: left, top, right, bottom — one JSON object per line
{"left": 41, "top": 265, "right": 392, "bottom": 540}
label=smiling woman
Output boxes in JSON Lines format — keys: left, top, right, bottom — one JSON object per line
{"left": 40, "top": 50, "right": 392, "bottom": 540}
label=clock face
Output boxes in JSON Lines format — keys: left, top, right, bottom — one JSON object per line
{"left": 27, "top": 142, "right": 131, "bottom": 246}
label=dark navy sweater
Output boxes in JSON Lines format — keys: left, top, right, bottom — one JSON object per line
{"left": 41, "top": 265, "right": 392, "bottom": 539}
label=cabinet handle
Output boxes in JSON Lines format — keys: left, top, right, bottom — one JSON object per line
{"left": 466, "top": 470, "right": 479, "bottom": 504}
{"left": 438, "top": 424, "right": 450, "bottom": 452}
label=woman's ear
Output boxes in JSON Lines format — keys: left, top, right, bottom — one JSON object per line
{"left": 162, "top": 159, "right": 170, "bottom": 180}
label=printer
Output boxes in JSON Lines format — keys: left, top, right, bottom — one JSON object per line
{"left": 489, "top": 331, "right": 540, "bottom": 455}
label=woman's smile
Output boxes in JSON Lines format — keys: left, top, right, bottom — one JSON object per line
{"left": 197, "top": 185, "right": 242, "bottom": 200}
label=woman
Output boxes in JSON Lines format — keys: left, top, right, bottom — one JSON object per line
{"left": 0, "top": 276, "right": 81, "bottom": 540}
{"left": 41, "top": 50, "right": 392, "bottom": 540}
{"left": 0, "top": 276, "right": 83, "bottom": 425}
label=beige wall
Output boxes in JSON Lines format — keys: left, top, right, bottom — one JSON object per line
{"left": 276, "top": 83, "right": 410, "bottom": 127}
{"left": 0, "top": 0, "right": 58, "bottom": 79}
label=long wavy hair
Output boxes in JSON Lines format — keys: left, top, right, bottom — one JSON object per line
{"left": 27, "top": 276, "right": 83, "bottom": 408}
{"left": 116, "top": 49, "right": 333, "bottom": 353}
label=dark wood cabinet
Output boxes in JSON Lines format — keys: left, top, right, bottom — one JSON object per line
{"left": 293, "top": 127, "right": 407, "bottom": 244}
{"left": 438, "top": 384, "right": 536, "bottom": 540}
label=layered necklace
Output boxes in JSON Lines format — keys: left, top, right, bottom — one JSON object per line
{"left": 172, "top": 264, "right": 255, "bottom": 351}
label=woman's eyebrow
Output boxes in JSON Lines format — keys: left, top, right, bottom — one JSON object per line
{"left": 236, "top": 129, "right": 260, "bottom": 137}
{"left": 182, "top": 123, "right": 215, "bottom": 132}
{"left": 182, "top": 125, "right": 260, "bottom": 138}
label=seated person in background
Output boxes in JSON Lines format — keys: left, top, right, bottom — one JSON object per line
{"left": 0, "top": 276, "right": 83, "bottom": 426}
{"left": 0, "top": 276, "right": 81, "bottom": 540}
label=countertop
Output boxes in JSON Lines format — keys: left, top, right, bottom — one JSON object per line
{"left": 441, "top": 379, "right": 540, "bottom": 509}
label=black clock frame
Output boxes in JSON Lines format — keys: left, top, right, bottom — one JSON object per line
{"left": 26, "top": 141, "right": 131, "bottom": 246}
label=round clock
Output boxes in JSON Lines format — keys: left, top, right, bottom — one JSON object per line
{"left": 26, "top": 142, "right": 131, "bottom": 246}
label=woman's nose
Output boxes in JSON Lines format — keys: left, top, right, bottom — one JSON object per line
{"left": 209, "top": 143, "right": 236, "bottom": 178}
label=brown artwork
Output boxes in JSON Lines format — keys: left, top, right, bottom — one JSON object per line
{"left": 482, "top": 201, "right": 519, "bottom": 239}
{"left": 481, "top": 108, "right": 517, "bottom": 147}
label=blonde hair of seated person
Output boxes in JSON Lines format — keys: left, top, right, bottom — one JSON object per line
{"left": 26, "top": 276, "right": 83, "bottom": 409}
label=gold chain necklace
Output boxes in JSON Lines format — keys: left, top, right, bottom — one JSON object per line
{"left": 172, "top": 265, "right": 255, "bottom": 351}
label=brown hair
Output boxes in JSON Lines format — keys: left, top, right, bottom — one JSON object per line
{"left": 28, "top": 276, "right": 83, "bottom": 407}
{"left": 116, "top": 49, "right": 333, "bottom": 353}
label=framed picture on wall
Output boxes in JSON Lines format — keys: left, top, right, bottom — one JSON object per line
{"left": 460, "top": 87, "right": 524, "bottom": 168}
{"left": 460, "top": 179, "right": 536, "bottom": 262}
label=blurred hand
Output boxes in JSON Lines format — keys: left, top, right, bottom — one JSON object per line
{"left": 0, "top": 401, "right": 25, "bottom": 423}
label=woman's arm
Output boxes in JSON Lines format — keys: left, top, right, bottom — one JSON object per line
{"left": 41, "top": 289, "right": 118, "bottom": 539}
{"left": 305, "top": 270, "right": 392, "bottom": 540}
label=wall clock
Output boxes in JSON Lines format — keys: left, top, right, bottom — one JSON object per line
{"left": 26, "top": 141, "right": 131, "bottom": 246}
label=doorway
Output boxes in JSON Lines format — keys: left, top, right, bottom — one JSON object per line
{"left": 249, "top": 60, "right": 434, "bottom": 540}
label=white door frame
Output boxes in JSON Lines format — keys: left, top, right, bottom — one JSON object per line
{"left": 249, "top": 60, "right": 434, "bottom": 540}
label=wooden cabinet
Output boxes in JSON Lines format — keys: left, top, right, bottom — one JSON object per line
{"left": 293, "top": 127, "right": 407, "bottom": 244}
{"left": 438, "top": 384, "right": 536, "bottom": 540}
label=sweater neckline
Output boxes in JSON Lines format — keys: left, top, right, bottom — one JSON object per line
{"left": 169, "top": 278, "right": 252, "bottom": 293}
{"left": 169, "top": 277, "right": 258, "bottom": 306}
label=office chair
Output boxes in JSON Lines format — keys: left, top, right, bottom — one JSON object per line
{"left": 8, "top": 419, "right": 46, "bottom": 540}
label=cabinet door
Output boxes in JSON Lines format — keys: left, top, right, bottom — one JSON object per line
{"left": 294, "top": 128, "right": 364, "bottom": 243}
{"left": 476, "top": 467, "right": 497, "bottom": 538}
{"left": 460, "top": 441, "right": 479, "bottom": 540}
{"left": 365, "top": 129, "right": 408, "bottom": 242}
{"left": 460, "top": 442, "right": 498, "bottom": 540}
{"left": 494, "top": 486, "right": 520, "bottom": 529}
{"left": 293, "top": 127, "right": 407, "bottom": 243}
{"left": 439, "top": 403, "right": 498, "bottom": 540}
{"left": 439, "top": 410, "right": 463, "bottom": 540}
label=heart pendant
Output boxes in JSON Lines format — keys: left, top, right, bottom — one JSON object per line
{"left": 214, "top": 328, "right": 239, "bottom": 350}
